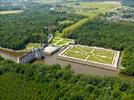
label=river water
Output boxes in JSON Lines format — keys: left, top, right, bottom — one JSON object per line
{"left": 121, "top": 0, "right": 134, "bottom": 7}
{"left": 0, "top": 47, "right": 25, "bottom": 63}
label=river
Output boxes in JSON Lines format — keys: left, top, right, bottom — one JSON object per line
{"left": 0, "top": 47, "right": 26, "bottom": 63}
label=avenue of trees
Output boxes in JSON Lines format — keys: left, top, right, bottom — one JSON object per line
{"left": 65, "top": 18, "right": 134, "bottom": 76}
{"left": 0, "top": 9, "right": 83, "bottom": 50}
{"left": 62, "top": 18, "right": 89, "bottom": 37}
{"left": 0, "top": 57, "right": 134, "bottom": 100}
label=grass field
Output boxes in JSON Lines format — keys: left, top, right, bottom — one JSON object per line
{"left": 51, "top": 37, "right": 74, "bottom": 47}
{"left": 63, "top": 45, "right": 118, "bottom": 66}
{"left": 67, "top": 1, "right": 121, "bottom": 17}
{"left": 0, "top": 10, "right": 23, "bottom": 15}
{"left": 59, "top": 20, "right": 74, "bottom": 25}
{"left": 23, "top": 43, "right": 41, "bottom": 51}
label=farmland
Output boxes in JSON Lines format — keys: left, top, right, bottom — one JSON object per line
{"left": 66, "top": 1, "right": 121, "bottom": 17}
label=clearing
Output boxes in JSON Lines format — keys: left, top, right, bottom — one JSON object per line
{"left": 67, "top": 1, "right": 121, "bottom": 17}
{"left": 0, "top": 10, "right": 23, "bottom": 15}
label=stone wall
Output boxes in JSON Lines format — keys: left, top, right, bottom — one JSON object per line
{"left": 57, "top": 55, "right": 118, "bottom": 71}
{"left": 58, "top": 45, "right": 120, "bottom": 71}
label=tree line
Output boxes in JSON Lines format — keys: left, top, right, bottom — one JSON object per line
{"left": 0, "top": 56, "right": 134, "bottom": 100}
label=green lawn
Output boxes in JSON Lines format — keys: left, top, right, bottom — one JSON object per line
{"left": 64, "top": 46, "right": 88, "bottom": 59}
{"left": 59, "top": 20, "right": 74, "bottom": 25}
{"left": 51, "top": 37, "right": 73, "bottom": 47}
{"left": 64, "top": 45, "right": 117, "bottom": 65}
{"left": 0, "top": 10, "right": 23, "bottom": 15}
{"left": 55, "top": 32, "right": 63, "bottom": 37}
{"left": 22, "top": 43, "right": 41, "bottom": 51}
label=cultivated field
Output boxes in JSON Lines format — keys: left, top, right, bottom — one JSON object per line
{"left": 51, "top": 37, "right": 74, "bottom": 47}
{"left": 67, "top": 1, "right": 121, "bottom": 17}
{"left": 59, "top": 45, "right": 120, "bottom": 69}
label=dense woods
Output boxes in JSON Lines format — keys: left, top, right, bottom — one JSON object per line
{"left": 0, "top": 10, "right": 83, "bottom": 50}
{"left": 0, "top": 1, "right": 134, "bottom": 99}
{"left": 65, "top": 18, "right": 134, "bottom": 76}
{"left": 0, "top": 57, "right": 134, "bottom": 100}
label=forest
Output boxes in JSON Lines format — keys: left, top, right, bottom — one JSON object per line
{"left": 64, "top": 18, "right": 134, "bottom": 76}
{"left": 0, "top": 9, "right": 83, "bottom": 50}
{"left": 0, "top": 56, "right": 134, "bottom": 100}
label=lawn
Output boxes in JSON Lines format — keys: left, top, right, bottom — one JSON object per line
{"left": 22, "top": 43, "right": 41, "bottom": 51}
{"left": 0, "top": 10, "right": 23, "bottom": 15}
{"left": 63, "top": 45, "right": 118, "bottom": 65}
{"left": 51, "top": 37, "right": 74, "bottom": 47}
{"left": 59, "top": 20, "right": 74, "bottom": 25}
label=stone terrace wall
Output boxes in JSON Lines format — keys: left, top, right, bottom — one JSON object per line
{"left": 58, "top": 45, "right": 120, "bottom": 71}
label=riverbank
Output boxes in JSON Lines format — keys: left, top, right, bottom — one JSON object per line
{"left": 0, "top": 47, "right": 25, "bottom": 57}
